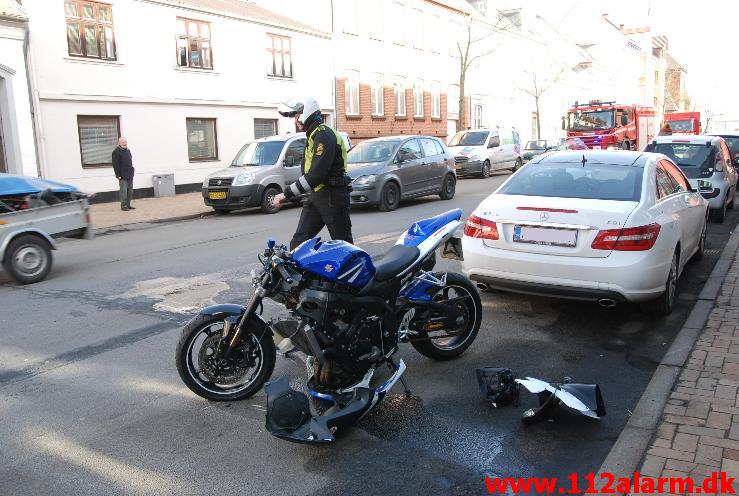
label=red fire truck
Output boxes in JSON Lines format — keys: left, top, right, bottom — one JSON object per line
{"left": 663, "top": 111, "right": 701, "bottom": 135}
{"left": 563, "top": 100, "right": 658, "bottom": 151}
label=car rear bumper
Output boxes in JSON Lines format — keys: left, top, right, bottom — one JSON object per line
{"left": 461, "top": 237, "right": 670, "bottom": 303}
{"left": 202, "top": 184, "right": 263, "bottom": 208}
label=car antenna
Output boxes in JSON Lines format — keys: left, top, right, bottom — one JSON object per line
{"left": 581, "top": 155, "right": 587, "bottom": 168}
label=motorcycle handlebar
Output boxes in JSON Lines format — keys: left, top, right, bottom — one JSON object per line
{"left": 275, "top": 260, "right": 293, "bottom": 284}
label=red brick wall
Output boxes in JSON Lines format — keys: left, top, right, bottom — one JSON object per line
{"left": 336, "top": 78, "right": 449, "bottom": 143}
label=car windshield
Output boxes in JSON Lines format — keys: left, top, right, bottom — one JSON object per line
{"left": 347, "top": 140, "right": 399, "bottom": 164}
{"left": 667, "top": 120, "right": 693, "bottom": 132}
{"left": 568, "top": 110, "right": 615, "bottom": 131}
{"left": 497, "top": 163, "right": 643, "bottom": 201}
{"left": 448, "top": 131, "right": 489, "bottom": 147}
{"left": 645, "top": 143, "right": 713, "bottom": 168}
{"left": 231, "top": 141, "right": 286, "bottom": 166}
{"left": 525, "top": 140, "right": 548, "bottom": 151}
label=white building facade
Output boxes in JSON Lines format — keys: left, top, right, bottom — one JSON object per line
{"left": 22, "top": 0, "right": 333, "bottom": 196}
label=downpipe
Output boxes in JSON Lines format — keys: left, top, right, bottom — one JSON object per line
{"left": 597, "top": 298, "right": 617, "bottom": 308}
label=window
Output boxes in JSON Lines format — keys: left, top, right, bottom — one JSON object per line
{"left": 394, "top": 77, "right": 406, "bottom": 117}
{"left": 656, "top": 164, "right": 680, "bottom": 199}
{"left": 371, "top": 74, "right": 384, "bottom": 116}
{"left": 393, "top": 2, "right": 406, "bottom": 45}
{"left": 266, "top": 33, "right": 292, "bottom": 78}
{"left": 421, "top": 138, "right": 438, "bottom": 157}
{"left": 77, "top": 115, "right": 119, "bottom": 167}
{"left": 177, "top": 18, "right": 212, "bottom": 69}
{"left": 661, "top": 160, "right": 690, "bottom": 192}
{"left": 186, "top": 118, "right": 218, "bottom": 161}
{"left": 345, "top": 70, "right": 360, "bottom": 115}
{"left": 341, "top": 0, "right": 359, "bottom": 35}
{"left": 474, "top": 104, "right": 483, "bottom": 128}
{"left": 397, "top": 139, "right": 422, "bottom": 161}
{"left": 368, "top": 0, "right": 383, "bottom": 40}
{"left": 284, "top": 139, "right": 306, "bottom": 167}
{"left": 488, "top": 134, "right": 500, "bottom": 148}
{"left": 448, "top": 84, "right": 459, "bottom": 114}
{"left": 413, "top": 79, "right": 424, "bottom": 118}
{"left": 254, "top": 119, "right": 277, "bottom": 139}
{"left": 432, "top": 139, "right": 446, "bottom": 155}
{"left": 431, "top": 81, "right": 441, "bottom": 118}
{"left": 430, "top": 14, "right": 441, "bottom": 52}
{"left": 65, "top": 0, "right": 116, "bottom": 60}
{"left": 413, "top": 8, "right": 424, "bottom": 49}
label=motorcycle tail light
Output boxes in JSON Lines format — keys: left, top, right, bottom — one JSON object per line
{"left": 464, "top": 214, "right": 499, "bottom": 240}
{"left": 591, "top": 223, "right": 661, "bottom": 251}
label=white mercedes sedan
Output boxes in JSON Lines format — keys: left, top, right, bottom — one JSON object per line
{"left": 461, "top": 150, "right": 709, "bottom": 315}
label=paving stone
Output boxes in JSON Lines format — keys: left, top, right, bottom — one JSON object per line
{"left": 724, "top": 448, "right": 739, "bottom": 461}
{"left": 665, "top": 404, "right": 688, "bottom": 416}
{"left": 655, "top": 437, "right": 672, "bottom": 448}
{"left": 664, "top": 415, "right": 707, "bottom": 427}
{"left": 721, "top": 457, "right": 739, "bottom": 479}
{"left": 699, "top": 436, "right": 739, "bottom": 451}
{"left": 673, "top": 433, "right": 700, "bottom": 453}
{"left": 730, "top": 422, "right": 739, "bottom": 441}
{"left": 647, "top": 447, "right": 695, "bottom": 463}
{"left": 678, "top": 425, "right": 726, "bottom": 437}
{"left": 641, "top": 454, "right": 667, "bottom": 478}
{"left": 664, "top": 458, "right": 697, "bottom": 473}
{"left": 658, "top": 423, "right": 677, "bottom": 441}
{"left": 685, "top": 400, "right": 712, "bottom": 419}
{"left": 706, "top": 411, "right": 732, "bottom": 430}
{"left": 716, "top": 384, "right": 738, "bottom": 400}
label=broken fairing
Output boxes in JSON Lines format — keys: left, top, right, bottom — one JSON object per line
{"left": 475, "top": 367, "right": 519, "bottom": 407}
{"left": 515, "top": 377, "right": 605, "bottom": 425}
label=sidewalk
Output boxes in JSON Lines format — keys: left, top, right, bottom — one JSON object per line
{"left": 639, "top": 248, "right": 739, "bottom": 486}
{"left": 89, "top": 192, "right": 214, "bottom": 231}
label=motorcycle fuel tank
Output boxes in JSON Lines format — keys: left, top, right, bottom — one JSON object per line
{"left": 291, "top": 238, "right": 375, "bottom": 288}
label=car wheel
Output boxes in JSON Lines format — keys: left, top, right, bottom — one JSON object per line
{"left": 439, "top": 174, "right": 456, "bottom": 200}
{"left": 711, "top": 201, "right": 726, "bottom": 223}
{"left": 693, "top": 216, "right": 707, "bottom": 261}
{"left": 512, "top": 158, "right": 523, "bottom": 172}
{"left": 260, "top": 186, "right": 280, "bottom": 214}
{"left": 2, "top": 234, "right": 53, "bottom": 284}
{"left": 480, "top": 160, "right": 491, "bottom": 178}
{"left": 641, "top": 250, "right": 678, "bottom": 316}
{"left": 378, "top": 182, "right": 400, "bottom": 212}
{"left": 212, "top": 207, "right": 232, "bottom": 215}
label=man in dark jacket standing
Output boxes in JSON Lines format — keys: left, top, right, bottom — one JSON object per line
{"left": 112, "top": 137, "right": 135, "bottom": 211}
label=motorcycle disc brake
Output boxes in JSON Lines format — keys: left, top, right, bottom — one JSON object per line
{"left": 198, "top": 335, "right": 252, "bottom": 385}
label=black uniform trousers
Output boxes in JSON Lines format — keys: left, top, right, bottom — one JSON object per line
{"left": 289, "top": 186, "right": 354, "bottom": 250}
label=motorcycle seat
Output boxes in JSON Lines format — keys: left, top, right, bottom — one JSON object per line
{"left": 374, "top": 245, "right": 420, "bottom": 281}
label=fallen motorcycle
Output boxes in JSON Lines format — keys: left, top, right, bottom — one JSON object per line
{"left": 175, "top": 208, "right": 481, "bottom": 443}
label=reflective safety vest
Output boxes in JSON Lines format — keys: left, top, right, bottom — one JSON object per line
{"left": 304, "top": 124, "right": 348, "bottom": 192}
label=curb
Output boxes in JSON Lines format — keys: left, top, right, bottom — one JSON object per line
{"left": 92, "top": 210, "right": 216, "bottom": 236}
{"left": 595, "top": 223, "right": 739, "bottom": 486}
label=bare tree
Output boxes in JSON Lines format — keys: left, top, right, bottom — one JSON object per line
{"left": 453, "top": 15, "right": 507, "bottom": 132}
{"left": 516, "top": 66, "right": 568, "bottom": 140}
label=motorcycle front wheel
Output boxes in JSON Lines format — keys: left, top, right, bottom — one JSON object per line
{"left": 175, "top": 314, "right": 276, "bottom": 401}
{"left": 411, "top": 272, "right": 482, "bottom": 360}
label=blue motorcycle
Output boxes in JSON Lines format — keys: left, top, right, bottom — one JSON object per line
{"left": 175, "top": 208, "right": 481, "bottom": 443}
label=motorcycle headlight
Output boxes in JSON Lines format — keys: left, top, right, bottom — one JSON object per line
{"left": 697, "top": 179, "right": 713, "bottom": 191}
{"left": 354, "top": 174, "right": 377, "bottom": 186}
{"left": 232, "top": 173, "right": 256, "bottom": 186}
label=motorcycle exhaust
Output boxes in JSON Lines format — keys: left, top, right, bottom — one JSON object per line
{"left": 597, "top": 298, "right": 617, "bottom": 308}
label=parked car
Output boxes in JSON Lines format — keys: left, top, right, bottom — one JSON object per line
{"left": 447, "top": 127, "right": 523, "bottom": 177}
{"left": 460, "top": 150, "right": 708, "bottom": 315}
{"left": 645, "top": 135, "right": 737, "bottom": 222}
{"left": 708, "top": 133, "right": 739, "bottom": 167}
{"left": 201, "top": 131, "right": 350, "bottom": 214}
{"left": 522, "top": 140, "right": 556, "bottom": 163}
{"left": 556, "top": 137, "right": 589, "bottom": 150}
{"left": 346, "top": 135, "right": 456, "bottom": 211}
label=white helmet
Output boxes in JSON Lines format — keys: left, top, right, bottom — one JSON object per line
{"left": 278, "top": 96, "right": 321, "bottom": 126}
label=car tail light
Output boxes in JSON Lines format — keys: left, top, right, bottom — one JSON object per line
{"left": 464, "top": 214, "right": 499, "bottom": 240}
{"left": 591, "top": 223, "right": 661, "bottom": 251}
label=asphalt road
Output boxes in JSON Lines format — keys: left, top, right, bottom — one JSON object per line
{"left": 1, "top": 173, "right": 737, "bottom": 496}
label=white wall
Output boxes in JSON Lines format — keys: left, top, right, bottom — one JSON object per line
{"left": 23, "top": 0, "right": 333, "bottom": 193}
{"left": 0, "top": 19, "right": 38, "bottom": 177}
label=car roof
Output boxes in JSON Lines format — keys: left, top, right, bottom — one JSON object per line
{"left": 532, "top": 150, "right": 646, "bottom": 167}
{"left": 359, "top": 135, "right": 436, "bottom": 142}
{"left": 650, "top": 135, "right": 721, "bottom": 145}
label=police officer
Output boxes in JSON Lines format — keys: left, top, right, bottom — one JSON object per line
{"left": 273, "top": 96, "right": 354, "bottom": 250}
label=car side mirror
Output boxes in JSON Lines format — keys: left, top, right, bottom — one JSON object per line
{"left": 621, "top": 114, "right": 629, "bottom": 126}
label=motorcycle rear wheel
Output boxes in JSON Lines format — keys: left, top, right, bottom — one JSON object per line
{"left": 175, "top": 314, "right": 276, "bottom": 401}
{"left": 411, "top": 273, "right": 482, "bottom": 360}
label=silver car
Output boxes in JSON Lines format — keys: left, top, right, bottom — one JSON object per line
{"left": 346, "top": 135, "right": 457, "bottom": 211}
{"left": 645, "top": 135, "right": 738, "bottom": 222}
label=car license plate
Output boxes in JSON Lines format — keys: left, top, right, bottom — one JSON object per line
{"left": 440, "top": 236, "right": 463, "bottom": 260}
{"left": 513, "top": 225, "right": 577, "bottom": 247}
{"left": 209, "top": 191, "right": 227, "bottom": 200}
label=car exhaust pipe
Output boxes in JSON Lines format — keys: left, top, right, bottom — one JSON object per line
{"left": 476, "top": 282, "right": 489, "bottom": 291}
{"left": 597, "top": 298, "right": 617, "bottom": 308}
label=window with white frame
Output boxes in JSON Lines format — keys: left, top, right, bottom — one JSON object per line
{"left": 368, "top": 0, "right": 383, "bottom": 40}
{"left": 448, "top": 84, "right": 460, "bottom": 115}
{"left": 413, "top": 8, "right": 424, "bottom": 49}
{"left": 176, "top": 17, "right": 212, "bottom": 69}
{"left": 345, "top": 70, "right": 360, "bottom": 115}
{"left": 267, "top": 33, "right": 292, "bottom": 78}
{"left": 473, "top": 104, "right": 483, "bottom": 128}
{"left": 430, "top": 14, "right": 441, "bottom": 53}
{"left": 413, "top": 79, "right": 424, "bottom": 118}
{"left": 393, "top": 2, "right": 406, "bottom": 45}
{"left": 394, "top": 77, "right": 406, "bottom": 117}
{"left": 342, "top": 0, "right": 359, "bottom": 35}
{"left": 371, "top": 74, "right": 384, "bottom": 116}
{"left": 431, "top": 81, "right": 441, "bottom": 118}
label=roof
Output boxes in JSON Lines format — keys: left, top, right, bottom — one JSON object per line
{"left": 0, "top": 0, "right": 27, "bottom": 21}
{"left": 159, "top": 0, "right": 327, "bottom": 36}
{"left": 535, "top": 150, "right": 645, "bottom": 167}
{"left": 651, "top": 135, "right": 721, "bottom": 145}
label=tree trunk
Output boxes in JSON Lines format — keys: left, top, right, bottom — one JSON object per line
{"left": 534, "top": 96, "right": 541, "bottom": 140}
{"left": 457, "top": 62, "right": 466, "bottom": 133}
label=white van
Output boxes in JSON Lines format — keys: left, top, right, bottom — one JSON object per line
{"left": 447, "top": 127, "right": 523, "bottom": 178}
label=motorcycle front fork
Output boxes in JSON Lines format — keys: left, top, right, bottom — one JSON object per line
{"left": 216, "top": 287, "right": 266, "bottom": 359}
